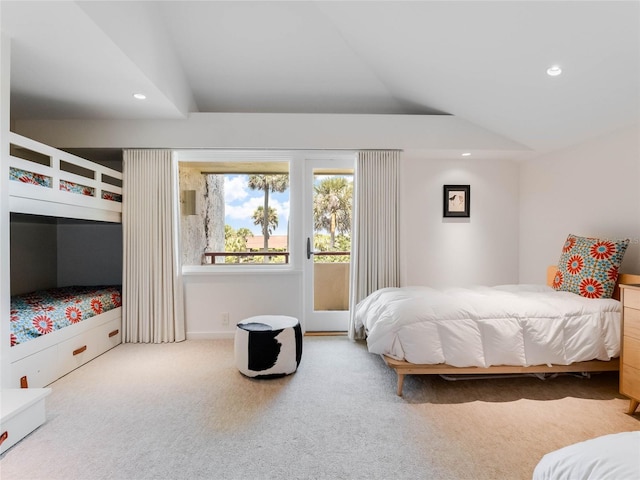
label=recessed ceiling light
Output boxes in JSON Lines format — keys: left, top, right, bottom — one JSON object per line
{"left": 133, "top": 93, "right": 147, "bottom": 100}
{"left": 546, "top": 65, "right": 562, "bottom": 77}
{"left": 462, "top": 152, "right": 471, "bottom": 157}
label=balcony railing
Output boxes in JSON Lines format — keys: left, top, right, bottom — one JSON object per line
{"left": 204, "top": 252, "right": 290, "bottom": 264}
{"left": 203, "top": 251, "right": 350, "bottom": 265}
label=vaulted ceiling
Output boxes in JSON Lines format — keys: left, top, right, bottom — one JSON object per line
{"left": 2, "top": 1, "right": 639, "bottom": 158}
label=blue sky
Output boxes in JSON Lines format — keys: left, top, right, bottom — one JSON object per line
{"left": 223, "top": 174, "right": 353, "bottom": 237}
{"left": 224, "top": 175, "right": 290, "bottom": 236}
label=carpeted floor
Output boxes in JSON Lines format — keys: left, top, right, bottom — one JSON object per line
{"left": 1, "top": 337, "right": 638, "bottom": 480}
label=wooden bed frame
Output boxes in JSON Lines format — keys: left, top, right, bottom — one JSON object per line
{"left": 383, "top": 267, "right": 640, "bottom": 396}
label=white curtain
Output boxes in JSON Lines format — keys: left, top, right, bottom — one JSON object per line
{"left": 348, "top": 150, "right": 401, "bottom": 340}
{"left": 122, "top": 149, "right": 185, "bottom": 343}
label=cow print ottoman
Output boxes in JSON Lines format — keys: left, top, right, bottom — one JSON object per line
{"left": 234, "top": 315, "right": 303, "bottom": 378}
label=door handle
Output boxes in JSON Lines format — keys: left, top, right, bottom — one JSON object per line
{"left": 306, "top": 237, "right": 314, "bottom": 260}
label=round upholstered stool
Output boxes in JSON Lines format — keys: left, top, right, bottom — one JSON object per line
{"left": 234, "top": 315, "right": 302, "bottom": 378}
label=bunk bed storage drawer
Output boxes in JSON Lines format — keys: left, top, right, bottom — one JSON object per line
{"left": 10, "top": 346, "right": 60, "bottom": 389}
{"left": 57, "top": 315, "right": 122, "bottom": 375}
{"left": 58, "top": 330, "right": 102, "bottom": 374}
{"left": 97, "top": 317, "right": 122, "bottom": 352}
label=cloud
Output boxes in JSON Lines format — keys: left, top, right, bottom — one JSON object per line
{"left": 227, "top": 196, "right": 289, "bottom": 220}
{"left": 270, "top": 198, "right": 290, "bottom": 227}
{"left": 224, "top": 175, "right": 249, "bottom": 202}
{"left": 223, "top": 174, "right": 290, "bottom": 235}
{"left": 226, "top": 195, "right": 263, "bottom": 220}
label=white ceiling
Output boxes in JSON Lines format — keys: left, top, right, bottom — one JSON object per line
{"left": 2, "top": 0, "right": 639, "bottom": 157}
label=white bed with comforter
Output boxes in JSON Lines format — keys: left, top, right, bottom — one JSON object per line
{"left": 353, "top": 277, "right": 636, "bottom": 395}
{"left": 354, "top": 284, "right": 621, "bottom": 367}
{"left": 533, "top": 431, "right": 640, "bottom": 480}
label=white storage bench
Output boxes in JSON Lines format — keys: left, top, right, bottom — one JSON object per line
{"left": 0, "top": 388, "right": 51, "bottom": 454}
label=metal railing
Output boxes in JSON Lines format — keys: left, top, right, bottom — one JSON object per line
{"left": 311, "top": 251, "right": 350, "bottom": 262}
{"left": 203, "top": 251, "right": 350, "bottom": 264}
{"left": 204, "top": 251, "right": 290, "bottom": 264}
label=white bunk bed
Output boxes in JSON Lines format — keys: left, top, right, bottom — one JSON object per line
{"left": 8, "top": 132, "right": 121, "bottom": 224}
{"left": 6, "top": 132, "right": 123, "bottom": 389}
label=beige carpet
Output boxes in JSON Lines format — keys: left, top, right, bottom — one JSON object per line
{"left": 1, "top": 337, "right": 638, "bottom": 480}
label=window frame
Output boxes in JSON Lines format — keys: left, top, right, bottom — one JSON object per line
{"left": 176, "top": 149, "right": 356, "bottom": 276}
{"left": 177, "top": 150, "right": 299, "bottom": 275}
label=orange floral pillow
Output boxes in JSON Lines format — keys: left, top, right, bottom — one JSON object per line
{"left": 553, "top": 234, "right": 629, "bottom": 299}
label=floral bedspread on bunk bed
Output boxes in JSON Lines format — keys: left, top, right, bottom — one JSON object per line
{"left": 10, "top": 167, "right": 122, "bottom": 202}
{"left": 10, "top": 285, "right": 122, "bottom": 346}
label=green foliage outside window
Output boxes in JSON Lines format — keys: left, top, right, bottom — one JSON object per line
{"left": 218, "top": 173, "right": 352, "bottom": 264}
{"left": 313, "top": 234, "right": 351, "bottom": 263}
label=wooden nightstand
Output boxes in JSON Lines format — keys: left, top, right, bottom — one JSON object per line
{"left": 619, "top": 284, "right": 640, "bottom": 414}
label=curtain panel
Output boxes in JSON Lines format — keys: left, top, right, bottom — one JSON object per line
{"left": 123, "top": 150, "right": 185, "bottom": 343}
{"left": 348, "top": 150, "right": 401, "bottom": 340}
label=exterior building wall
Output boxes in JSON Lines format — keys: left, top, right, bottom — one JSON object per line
{"left": 179, "top": 167, "right": 224, "bottom": 265}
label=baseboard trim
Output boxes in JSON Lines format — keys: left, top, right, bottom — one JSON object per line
{"left": 186, "top": 332, "right": 235, "bottom": 340}
{"left": 304, "top": 331, "right": 347, "bottom": 336}
{"left": 186, "top": 331, "right": 347, "bottom": 339}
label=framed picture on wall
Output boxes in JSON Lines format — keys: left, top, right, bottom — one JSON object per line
{"left": 443, "top": 185, "right": 470, "bottom": 217}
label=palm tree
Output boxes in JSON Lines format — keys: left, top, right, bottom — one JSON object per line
{"left": 236, "top": 227, "right": 253, "bottom": 243}
{"left": 247, "top": 174, "right": 289, "bottom": 251}
{"left": 251, "top": 206, "right": 279, "bottom": 238}
{"left": 313, "top": 176, "right": 353, "bottom": 248}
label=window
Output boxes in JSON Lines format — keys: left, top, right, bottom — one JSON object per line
{"left": 179, "top": 157, "right": 290, "bottom": 266}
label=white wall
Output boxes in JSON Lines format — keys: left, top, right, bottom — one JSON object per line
{"left": 15, "top": 113, "right": 529, "bottom": 154}
{"left": 401, "top": 153, "right": 520, "bottom": 287}
{"left": 184, "top": 271, "right": 302, "bottom": 339}
{"left": 519, "top": 125, "right": 640, "bottom": 284}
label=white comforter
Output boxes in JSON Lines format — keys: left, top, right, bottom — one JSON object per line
{"left": 353, "top": 284, "right": 621, "bottom": 366}
{"left": 533, "top": 431, "right": 640, "bottom": 480}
